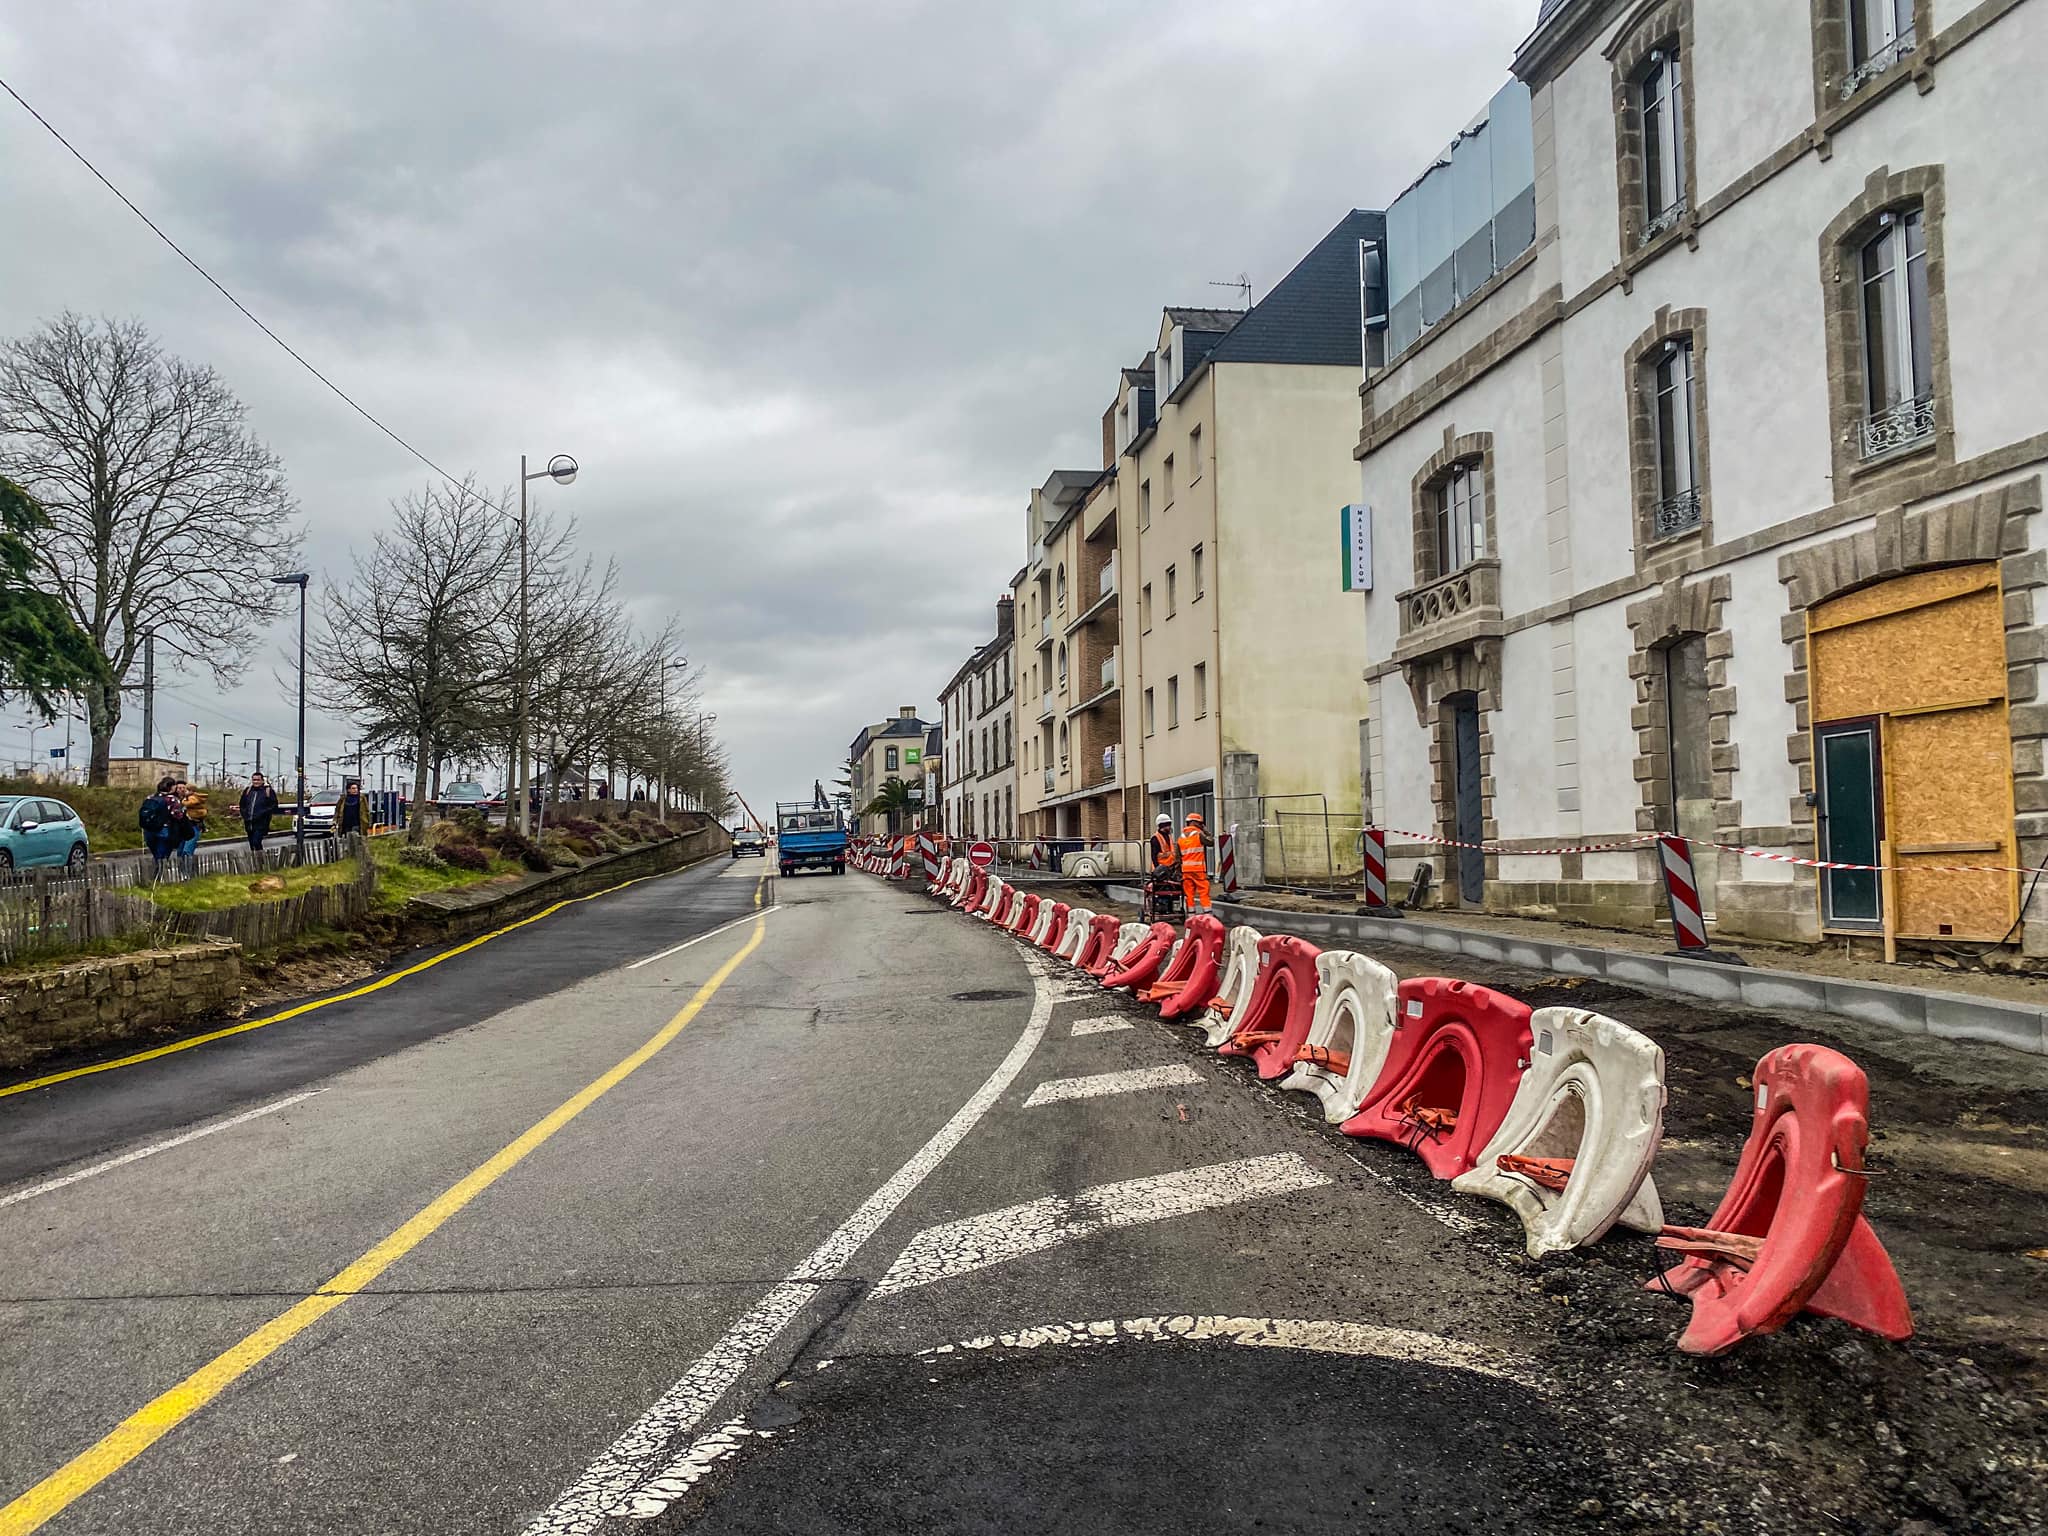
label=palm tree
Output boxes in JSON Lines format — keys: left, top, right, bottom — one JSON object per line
{"left": 860, "top": 775, "right": 915, "bottom": 832}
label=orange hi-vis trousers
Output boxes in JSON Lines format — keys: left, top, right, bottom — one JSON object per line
{"left": 1179, "top": 831, "right": 1211, "bottom": 908}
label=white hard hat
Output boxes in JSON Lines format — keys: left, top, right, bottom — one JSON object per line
{"left": 1156, "top": 813, "right": 1171, "bottom": 826}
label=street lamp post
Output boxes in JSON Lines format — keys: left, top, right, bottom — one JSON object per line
{"left": 272, "top": 573, "right": 310, "bottom": 858}
{"left": 657, "top": 656, "right": 686, "bottom": 825}
{"left": 514, "top": 453, "right": 579, "bottom": 836}
{"left": 188, "top": 722, "right": 200, "bottom": 783}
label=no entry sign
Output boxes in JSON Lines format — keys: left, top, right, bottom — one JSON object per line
{"left": 968, "top": 841, "right": 996, "bottom": 870}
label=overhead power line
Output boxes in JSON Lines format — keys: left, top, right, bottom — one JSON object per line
{"left": 0, "top": 72, "right": 515, "bottom": 520}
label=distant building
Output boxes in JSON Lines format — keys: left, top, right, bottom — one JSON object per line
{"left": 848, "top": 708, "right": 934, "bottom": 837}
{"left": 938, "top": 595, "right": 1017, "bottom": 841}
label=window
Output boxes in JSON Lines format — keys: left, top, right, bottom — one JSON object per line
{"left": 1167, "top": 675, "right": 1180, "bottom": 729}
{"left": 1056, "top": 563, "right": 1067, "bottom": 609}
{"left": 885, "top": 746, "right": 899, "bottom": 772}
{"left": 1846, "top": 0, "right": 1916, "bottom": 93}
{"left": 1144, "top": 687, "right": 1156, "bottom": 736}
{"left": 1640, "top": 47, "right": 1686, "bottom": 239}
{"left": 1058, "top": 723, "right": 1069, "bottom": 768}
{"left": 1142, "top": 582, "right": 1153, "bottom": 632}
{"left": 1163, "top": 454, "right": 1175, "bottom": 508}
{"left": 1188, "top": 424, "right": 1202, "bottom": 482}
{"left": 1859, "top": 208, "right": 1933, "bottom": 458}
{"left": 1004, "top": 716, "right": 1012, "bottom": 764}
{"left": 1165, "top": 564, "right": 1177, "bottom": 617}
{"left": 1117, "top": 400, "right": 1132, "bottom": 453}
{"left": 1435, "top": 462, "right": 1485, "bottom": 573}
{"left": 1192, "top": 544, "right": 1204, "bottom": 599}
{"left": 1056, "top": 644, "right": 1067, "bottom": 689}
{"left": 1139, "top": 479, "right": 1152, "bottom": 530}
{"left": 1651, "top": 338, "right": 1700, "bottom": 536}
{"left": 1193, "top": 662, "right": 1207, "bottom": 718}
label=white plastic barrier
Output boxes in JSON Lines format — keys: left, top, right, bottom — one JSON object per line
{"left": 977, "top": 875, "right": 1007, "bottom": 921}
{"left": 1028, "top": 899, "right": 1057, "bottom": 946}
{"left": 1278, "top": 950, "right": 1400, "bottom": 1124}
{"left": 1199, "top": 925, "right": 1264, "bottom": 1047}
{"left": 1450, "top": 1007, "right": 1666, "bottom": 1258}
{"left": 1108, "top": 921, "right": 1149, "bottom": 968}
{"left": 1057, "top": 908, "right": 1097, "bottom": 963}
{"left": 996, "top": 886, "right": 1025, "bottom": 929}
{"left": 944, "top": 857, "right": 966, "bottom": 895}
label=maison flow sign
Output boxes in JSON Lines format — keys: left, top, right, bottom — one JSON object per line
{"left": 1340, "top": 504, "right": 1373, "bottom": 592}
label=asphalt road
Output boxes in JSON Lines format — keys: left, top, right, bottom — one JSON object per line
{"left": 1, "top": 863, "right": 2023, "bottom": 1533}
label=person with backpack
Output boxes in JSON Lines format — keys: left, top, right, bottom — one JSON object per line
{"left": 239, "top": 772, "right": 279, "bottom": 852}
{"left": 167, "top": 780, "right": 205, "bottom": 872}
{"left": 138, "top": 776, "right": 176, "bottom": 874}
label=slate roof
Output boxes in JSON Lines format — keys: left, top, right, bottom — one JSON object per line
{"left": 1197, "top": 208, "right": 1387, "bottom": 371}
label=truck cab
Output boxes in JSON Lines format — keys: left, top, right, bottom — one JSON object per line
{"left": 776, "top": 803, "right": 848, "bottom": 877}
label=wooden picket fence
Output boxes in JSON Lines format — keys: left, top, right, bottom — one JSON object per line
{"left": 0, "top": 836, "right": 376, "bottom": 963}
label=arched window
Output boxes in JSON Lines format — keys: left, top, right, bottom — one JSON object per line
{"left": 1058, "top": 722, "right": 1070, "bottom": 768}
{"left": 1056, "top": 564, "right": 1067, "bottom": 608}
{"left": 1056, "top": 643, "right": 1068, "bottom": 688}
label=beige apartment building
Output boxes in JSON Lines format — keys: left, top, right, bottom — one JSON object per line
{"left": 1012, "top": 210, "right": 1385, "bottom": 880}
{"left": 846, "top": 707, "right": 933, "bottom": 838}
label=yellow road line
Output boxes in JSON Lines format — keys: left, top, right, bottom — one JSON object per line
{"left": 0, "top": 909, "right": 770, "bottom": 1536}
{"left": 2, "top": 863, "right": 694, "bottom": 1100}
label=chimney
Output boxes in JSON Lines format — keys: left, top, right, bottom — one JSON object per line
{"left": 899, "top": 706, "right": 916, "bottom": 719}
{"left": 996, "top": 593, "right": 1014, "bottom": 633}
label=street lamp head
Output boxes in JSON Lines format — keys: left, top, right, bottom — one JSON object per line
{"left": 546, "top": 453, "right": 579, "bottom": 487}
{"left": 271, "top": 572, "right": 309, "bottom": 588}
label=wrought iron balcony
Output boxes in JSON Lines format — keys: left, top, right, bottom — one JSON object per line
{"left": 1842, "top": 30, "right": 1915, "bottom": 99}
{"left": 1392, "top": 558, "right": 1504, "bottom": 665}
{"left": 1860, "top": 395, "right": 1935, "bottom": 461}
{"left": 1651, "top": 487, "right": 1703, "bottom": 540}
{"left": 1641, "top": 199, "right": 1687, "bottom": 247}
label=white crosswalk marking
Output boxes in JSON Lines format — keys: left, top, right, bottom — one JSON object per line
{"left": 872, "top": 1154, "right": 1332, "bottom": 1297}
{"left": 1069, "top": 1016, "right": 1134, "bottom": 1036}
{"left": 1024, "top": 1063, "right": 1199, "bottom": 1105}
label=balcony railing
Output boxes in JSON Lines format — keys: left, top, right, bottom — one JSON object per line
{"left": 1039, "top": 690, "right": 1053, "bottom": 721}
{"left": 1039, "top": 616, "right": 1051, "bottom": 644}
{"left": 1641, "top": 198, "right": 1687, "bottom": 247}
{"left": 1842, "top": 29, "right": 1916, "bottom": 99}
{"left": 1651, "top": 487, "right": 1703, "bottom": 540}
{"left": 1043, "top": 768, "right": 1055, "bottom": 794}
{"left": 1860, "top": 395, "right": 1935, "bottom": 461}
{"left": 1392, "top": 558, "right": 1504, "bottom": 664}
{"left": 1099, "top": 554, "right": 1117, "bottom": 597}
{"left": 1100, "top": 653, "right": 1117, "bottom": 691}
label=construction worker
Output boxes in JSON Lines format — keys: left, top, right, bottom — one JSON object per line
{"left": 1178, "top": 810, "right": 1214, "bottom": 913}
{"left": 1149, "top": 813, "right": 1177, "bottom": 873}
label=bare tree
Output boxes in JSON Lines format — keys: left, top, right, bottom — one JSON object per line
{"left": 310, "top": 478, "right": 510, "bottom": 842}
{"left": 0, "top": 314, "right": 303, "bottom": 781}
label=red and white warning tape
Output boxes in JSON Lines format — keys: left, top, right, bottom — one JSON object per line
{"left": 1372, "top": 827, "right": 2048, "bottom": 879}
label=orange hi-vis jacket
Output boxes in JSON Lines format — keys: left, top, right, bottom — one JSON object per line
{"left": 1151, "top": 830, "right": 1177, "bottom": 868}
{"left": 1178, "top": 828, "right": 1211, "bottom": 875}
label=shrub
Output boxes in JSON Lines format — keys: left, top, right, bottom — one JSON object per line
{"left": 397, "top": 845, "right": 447, "bottom": 871}
{"left": 488, "top": 826, "right": 551, "bottom": 871}
{"left": 558, "top": 816, "right": 604, "bottom": 839}
{"left": 440, "top": 842, "right": 490, "bottom": 871}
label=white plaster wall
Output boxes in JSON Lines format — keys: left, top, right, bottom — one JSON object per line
{"left": 1692, "top": 1, "right": 1813, "bottom": 198}
{"left": 1572, "top": 599, "right": 1641, "bottom": 833}
{"left": 1492, "top": 630, "right": 1561, "bottom": 837}
{"left": 1720, "top": 550, "right": 1805, "bottom": 835}
{"left": 1549, "top": 42, "right": 1625, "bottom": 300}
{"left": 1384, "top": 688, "right": 1436, "bottom": 843}
{"left": 1929, "top": 0, "right": 1980, "bottom": 34}
{"left": 1556, "top": 310, "right": 1633, "bottom": 593}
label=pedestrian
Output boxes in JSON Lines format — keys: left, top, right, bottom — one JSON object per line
{"left": 1178, "top": 810, "right": 1214, "bottom": 914}
{"left": 1149, "top": 812, "right": 1177, "bottom": 873}
{"left": 138, "top": 774, "right": 176, "bottom": 876}
{"left": 239, "top": 772, "right": 279, "bottom": 853}
{"left": 169, "top": 780, "right": 205, "bottom": 872}
{"left": 337, "top": 777, "right": 364, "bottom": 839}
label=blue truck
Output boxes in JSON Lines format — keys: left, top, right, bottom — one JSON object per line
{"left": 776, "top": 801, "right": 848, "bottom": 877}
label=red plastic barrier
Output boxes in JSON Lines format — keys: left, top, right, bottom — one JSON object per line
{"left": 1340, "top": 977, "right": 1533, "bottom": 1181}
{"left": 1074, "top": 913, "right": 1123, "bottom": 974}
{"left": 1010, "top": 891, "right": 1042, "bottom": 936}
{"left": 1145, "top": 915, "right": 1225, "bottom": 1021}
{"left": 1649, "top": 1043, "right": 1912, "bottom": 1356}
{"left": 961, "top": 866, "right": 988, "bottom": 913}
{"left": 1103, "top": 922, "right": 1176, "bottom": 992}
{"left": 1039, "top": 902, "right": 1071, "bottom": 954}
{"left": 1219, "top": 936, "right": 1323, "bottom": 1080}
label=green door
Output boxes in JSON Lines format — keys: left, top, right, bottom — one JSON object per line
{"left": 1817, "top": 721, "right": 1883, "bottom": 930}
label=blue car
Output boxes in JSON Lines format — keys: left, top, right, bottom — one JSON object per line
{"left": 0, "top": 794, "right": 89, "bottom": 871}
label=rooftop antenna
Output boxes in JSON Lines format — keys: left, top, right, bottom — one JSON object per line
{"left": 1208, "top": 272, "right": 1254, "bottom": 307}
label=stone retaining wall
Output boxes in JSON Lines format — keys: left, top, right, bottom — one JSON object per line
{"left": 0, "top": 941, "right": 242, "bottom": 1072}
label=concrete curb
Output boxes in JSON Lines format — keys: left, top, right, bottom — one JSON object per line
{"left": 401, "top": 828, "right": 728, "bottom": 944}
{"left": 1209, "top": 899, "right": 2048, "bottom": 1058}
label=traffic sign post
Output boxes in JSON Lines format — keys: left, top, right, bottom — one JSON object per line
{"left": 968, "top": 840, "right": 996, "bottom": 871}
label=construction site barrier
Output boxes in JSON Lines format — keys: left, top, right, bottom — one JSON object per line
{"left": 977, "top": 875, "right": 1008, "bottom": 922}
{"left": 1103, "top": 922, "right": 1176, "bottom": 992}
{"left": 960, "top": 866, "right": 987, "bottom": 912}
{"left": 1452, "top": 1008, "right": 1666, "bottom": 1257}
{"left": 1143, "top": 914, "right": 1225, "bottom": 1021}
{"left": 1219, "top": 935, "right": 1323, "bottom": 1080}
{"left": 1648, "top": 1042, "right": 1912, "bottom": 1356}
{"left": 1039, "top": 901, "right": 1072, "bottom": 953}
{"left": 1104, "top": 921, "right": 1150, "bottom": 972}
{"left": 1010, "top": 890, "right": 1042, "bottom": 936}
{"left": 1200, "top": 925, "right": 1265, "bottom": 1047}
{"left": 1279, "top": 950, "right": 1401, "bottom": 1124}
{"left": 1074, "top": 913, "right": 1123, "bottom": 974}
{"left": 1055, "top": 907, "right": 1097, "bottom": 963}
{"left": 1340, "top": 978, "right": 1534, "bottom": 1182}
{"left": 1027, "top": 896, "right": 1058, "bottom": 945}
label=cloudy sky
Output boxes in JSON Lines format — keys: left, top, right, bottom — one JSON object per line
{"left": 0, "top": 0, "right": 1533, "bottom": 809}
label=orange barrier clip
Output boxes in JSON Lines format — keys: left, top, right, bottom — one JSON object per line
{"left": 1294, "top": 1044, "right": 1351, "bottom": 1075}
{"left": 1496, "top": 1154, "right": 1573, "bottom": 1192}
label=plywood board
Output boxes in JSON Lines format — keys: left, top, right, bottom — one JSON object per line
{"left": 1811, "top": 581, "right": 2007, "bottom": 722}
{"left": 1885, "top": 706, "right": 2017, "bottom": 941}
{"left": 1810, "top": 562, "right": 1998, "bottom": 632}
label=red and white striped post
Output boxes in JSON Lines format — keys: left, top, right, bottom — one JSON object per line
{"left": 917, "top": 831, "right": 939, "bottom": 884}
{"left": 1657, "top": 834, "right": 1744, "bottom": 964}
{"left": 1361, "top": 826, "right": 1400, "bottom": 916}
{"left": 1219, "top": 824, "right": 1240, "bottom": 895}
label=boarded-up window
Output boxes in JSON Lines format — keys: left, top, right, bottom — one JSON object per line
{"left": 1663, "top": 635, "right": 1715, "bottom": 849}
{"left": 1808, "top": 563, "right": 2015, "bottom": 940}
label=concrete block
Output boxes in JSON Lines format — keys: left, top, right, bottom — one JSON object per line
{"left": 1461, "top": 934, "right": 1508, "bottom": 964}
{"left": 1738, "top": 971, "right": 1832, "bottom": 1013}
{"left": 1504, "top": 942, "right": 1550, "bottom": 969}
{"left": 1548, "top": 945, "right": 1605, "bottom": 979}
{"left": 1655, "top": 956, "right": 1747, "bottom": 1004}
{"left": 1922, "top": 993, "right": 2048, "bottom": 1054}
{"left": 1821, "top": 981, "right": 1927, "bottom": 1034}
{"left": 1604, "top": 953, "right": 1675, "bottom": 992}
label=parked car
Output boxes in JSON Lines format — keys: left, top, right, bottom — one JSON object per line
{"left": 434, "top": 780, "right": 503, "bottom": 813}
{"left": 0, "top": 795, "right": 89, "bottom": 871}
{"left": 731, "top": 827, "right": 769, "bottom": 858}
{"left": 296, "top": 786, "right": 345, "bottom": 838}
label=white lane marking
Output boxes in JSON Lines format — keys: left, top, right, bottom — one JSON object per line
{"left": 0, "top": 1090, "right": 324, "bottom": 1211}
{"left": 1068, "top": 1016, "right": 1133, "bottom": 1037}
{"left": 916, "top": 1314, "right": 1538, "bottom": 1386}
{"left": 615, "top": 1418, "right": 774, "bottom": 1516}
{"left": 870, "top": 1153, "right": 1332, "bottom": 1298}
{"left": 1023, "top": 1063, "right": 1201, "bottom": 1106}
{"left": 627, "top": 907, "right": 781, "bottom": 971}
{"left": 526, "top": 953, "right": 1059, "bottom": 1535}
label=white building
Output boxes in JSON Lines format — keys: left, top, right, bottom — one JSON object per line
{"left": 1357, "top": 0, "right": 2048, "bottom": 957}
{"left": 938, "top": 596, "right": 1017, "bottom": 841}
